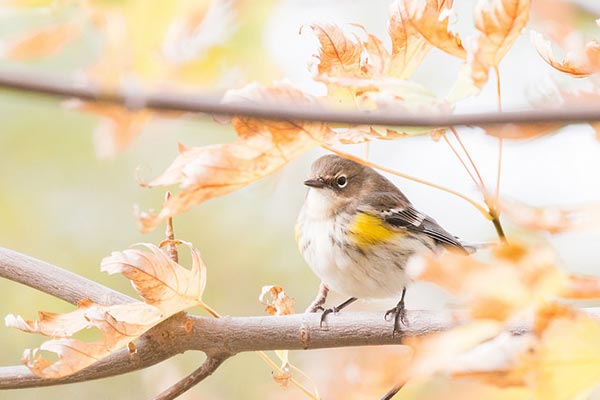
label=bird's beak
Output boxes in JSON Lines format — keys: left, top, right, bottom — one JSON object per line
{"left": 304, "top": 178, "right": 325, "bottom": 188}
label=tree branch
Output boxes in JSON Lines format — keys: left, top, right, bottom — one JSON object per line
{"left": 152, "top": 356, "right": 228, "bottom": 400}
{"left": 0, "top": 248, "right": 134, "bottom": 306}
{"left": 1, "top": 68, "right": 600, "bottom": 127}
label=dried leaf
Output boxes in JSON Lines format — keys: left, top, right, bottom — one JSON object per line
{"left": 404, "top": 321, "right": 502, "bottom": 380}
{"left": 402, "top": 0, "right": 465, "bottom": 59}
{"left": 482, "top": 122, "right": 564, "bottom": 139}
{"left": 259, "top": 285, "right": 295, "bottom": 316}
{"left": 408, "top": 242, "right": 566, "bottom": 321}
{"left": 2, "top": 22, "right": 81, "bottom": 60}
{"left": 8, "top": 240, "right": 208, "bottom": 379}
{"left": 308, "top": 23, "right": 389, "bottom": 80}
{"left": 560, "top": 274, "right": 600, "bottom": 299}
{"left": 10, "top": 300, "right": 162, "bottom": 378}
{"left": 531, "top": 31, "right": 600, "bottom": 77}
{"left": 137, "top": 83, "right": 332, "bottom": 232}
{"left": 387, "top": 0, "right": 431, "bottom": 79}
{"left": 63, "top": 100, "right": 152, "bottom": 159}
{"left": 469, "top": 0, "right": 531, "bottom": 88}
{"left": 501, "top": 199, "right": 600, "bottom": 233}
{"left": 101, "top": 241, "right": 206, "bottom": 314}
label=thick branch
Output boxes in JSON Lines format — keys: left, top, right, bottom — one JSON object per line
{"left": 0, "top": 248, "right": 134, "bottom": 306}
{"left": 0, "top": 310, "right": 461, "bottom": 389}
{"left": 1, "top": 68, "right": 600, "bottom": 127}
{"left": 152, "top": 356, "right": 228, "bottom": 400}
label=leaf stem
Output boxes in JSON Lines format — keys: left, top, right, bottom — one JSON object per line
{"left": 442, "top": 132, "right": 480, "bottom": 188}
{"left": 491, "top": 66, "right": 507, "bottom": 242}
{"left": 449, "top": 127, "right": 485, "bottom": 189}
{"left": 321, "top": 144, "right": 491, "bottom": 219}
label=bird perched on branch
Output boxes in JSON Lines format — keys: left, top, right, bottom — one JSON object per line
{"left": 296, "top": 154, "right": 466, "bottom": 333}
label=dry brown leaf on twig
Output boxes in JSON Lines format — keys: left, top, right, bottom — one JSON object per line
{"left": 136, "top": 82, "right": 333, "bottom": 232}
{"left": 6, "top": 300, "right": 162, "bottom": 379}
{"left": 469, "top": 0, "right": 531, "bottom": 88}
{"left": 408, "top": 242, "right": 566, "bottom": 321}
{"left": 501, "top": 198, "right": 600, "bottom": 233}
{"left": 101, "top": 241, "right": 207, "bottom": 314}
{"left": 307, "top": 23, "right": 389, "bottom": 81}
{"left": 259, "top": 285, "right": 295, "bottom": 316}
{"left": 531, "top": 31, "right": 600, "bottom": 77}
{"left": 6, "top": 241, "right": 208, "bottom": 379}
{"left": 400, "top": 0, "right": 465, "bottom": 59}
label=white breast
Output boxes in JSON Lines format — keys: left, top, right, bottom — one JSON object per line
{"left": 297, "top": 189, "right": 417, "bottom": 300}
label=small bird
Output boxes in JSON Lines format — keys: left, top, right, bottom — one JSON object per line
{"left": 296, "top": 154, "right": 466, "bottom": 333}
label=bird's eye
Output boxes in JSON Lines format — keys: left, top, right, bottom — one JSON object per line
{"left": 336, "top": 175, "right": 347, "bottom": 188}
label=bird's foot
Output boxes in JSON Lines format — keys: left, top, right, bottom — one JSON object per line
{"left": 384, "top": 301, "right": 408, "bottom": 336}
{"left": 319, "top": 306, "right": 338, "bottom": 327}
{"left": 309, "top": 305, "right": 325, "bottom": 313}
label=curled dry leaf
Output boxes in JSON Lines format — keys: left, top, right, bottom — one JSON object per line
{"left": 7, "top": 241, "right": 207, "bottom": 379}
{"left": 63, "top": 101, "right": 153, "bottom": 159}
{"left": 7, "top": 299, "right": 162, "bottom": 379}
{"left": 1, "top": 22, "right": 81, "bottom": 60}
{"left": 400, "top": 0, "right": 465, "bottom": 59}
{"left": 259, "top": 285, "right": 295, "bottom": 316}
{"left": 308, "top": 23, "right": 388, "bottom": 81}
{"left": 501, "top": 198, "right": 600, "bottom": 233}
{"left": 409, "top": 242, "right": 566, "bottom": 321}
{"left": 531, "top": 31, "right": 600, "bottom": 77}
{"left": 137, "top": 82, "right": 333, "bottom": 232}
{"left": 453, "top": 304, "right": 600, "bottom": 400}
{"left": 388, "top": 0, "right": 463, "bottom": 78}
{"left": 101, "top": 241, "right": 207, "bottom": 314}
{"left": 469, "top": 0, "right": 531, "bottom": 88}
{"left": 403, "top": 321, "right": 502, "bottom": 381}
{"left": 482, "top": 122, "right": 564, "bottom": 139}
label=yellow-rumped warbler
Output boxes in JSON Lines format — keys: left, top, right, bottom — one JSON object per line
{"left": 296, "top": 154, "right": 466, "bottom": 332}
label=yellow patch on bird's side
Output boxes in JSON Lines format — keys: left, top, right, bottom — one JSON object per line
{"left": 349, "top": 212, "right": 401, "bottom": 249}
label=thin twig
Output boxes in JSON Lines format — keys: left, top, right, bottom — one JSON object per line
{"left": 449, "top": 127, "right": 485, "bottom": 189}
{"left": 152, "top": 356, "right": 228, "bottom": 400}
{"left": 441, "top": 133, "right": 480, "bottom": 187}
{"left": 163, "top": 192, "right": 179, "bottom": 264}
{"left": 321, "top": 145, "right": 491, "bottom": 219}
{"left": 380, "top": 383, "right": 403, "bottom": 400}
{"left": 1, "top": 68, "right": 600, "bottom": 127}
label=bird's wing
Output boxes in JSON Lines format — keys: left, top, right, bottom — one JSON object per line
{"left": 358, "top": 192, "right": 465, "bottom": 250}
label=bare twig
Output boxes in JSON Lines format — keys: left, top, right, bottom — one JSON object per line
{"left": 380, "top": 383, "right": 403, "bottom": 400}
{"left": 152, "top": 356, "right": 228, "bottom": 400}
{"left": 1, "top": 68, "right": 600, "bottom": 127}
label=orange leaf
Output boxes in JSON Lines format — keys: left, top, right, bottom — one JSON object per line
{"left": 101, "top": 242, "right": 207, "bottom": 314}
{"left": 259, "top": 285, "right": 295, "bottom": 316}
{"left": 137, "top": 83, "right": 332, "bottom": 232}
{"left": 501, "top": 199, "right": 600, "bottom": 233}
{"left": 2, "top": 23, "right": 81, "bottom": 60}
{"left": 308, "top": 23, "right": 389, "bottom": 80}
{"left": 9, "top": 300, "right": 162, "bottom": 379}
{"left": 482, "top": 122, "right": 564, "bottom": 139}
{"left": 401, "top": 0, "right": 465, "bottom": 59}
{"left": 409, "top": 242, "right": 566, "bottom": 321}
{"left": 469, "top": 0, "right": 531, "bottom": 88}
{"left": 531, "top": 31, "right": 600, "bottom": 77}
{"left": 387, "top": 0, "right": 431, "bottom": 79}
{"left": 560, "top": 274, "right": 600, "bottom": 299}
{"left": 63, "top": 101, "right": 152, "bottom": 159}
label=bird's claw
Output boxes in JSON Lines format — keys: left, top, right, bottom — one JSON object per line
{"left": 384, "top": 301, "right": 408, "bottom": 336}
{"left": 310, "top": 305, "right": 325, "bottom": 313}
{"left": 319, "top": 307, "right": 337, "bottom": 327}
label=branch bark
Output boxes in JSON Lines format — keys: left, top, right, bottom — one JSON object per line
{"left": 1, "top": 68, "right": 600, "bottom": 127}
{"left": 152, "top": 356, "right": 228, "bottom": 400}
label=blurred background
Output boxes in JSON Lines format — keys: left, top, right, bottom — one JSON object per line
{"left": 1, "top": 0, "right": 600, "bottom": 398}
